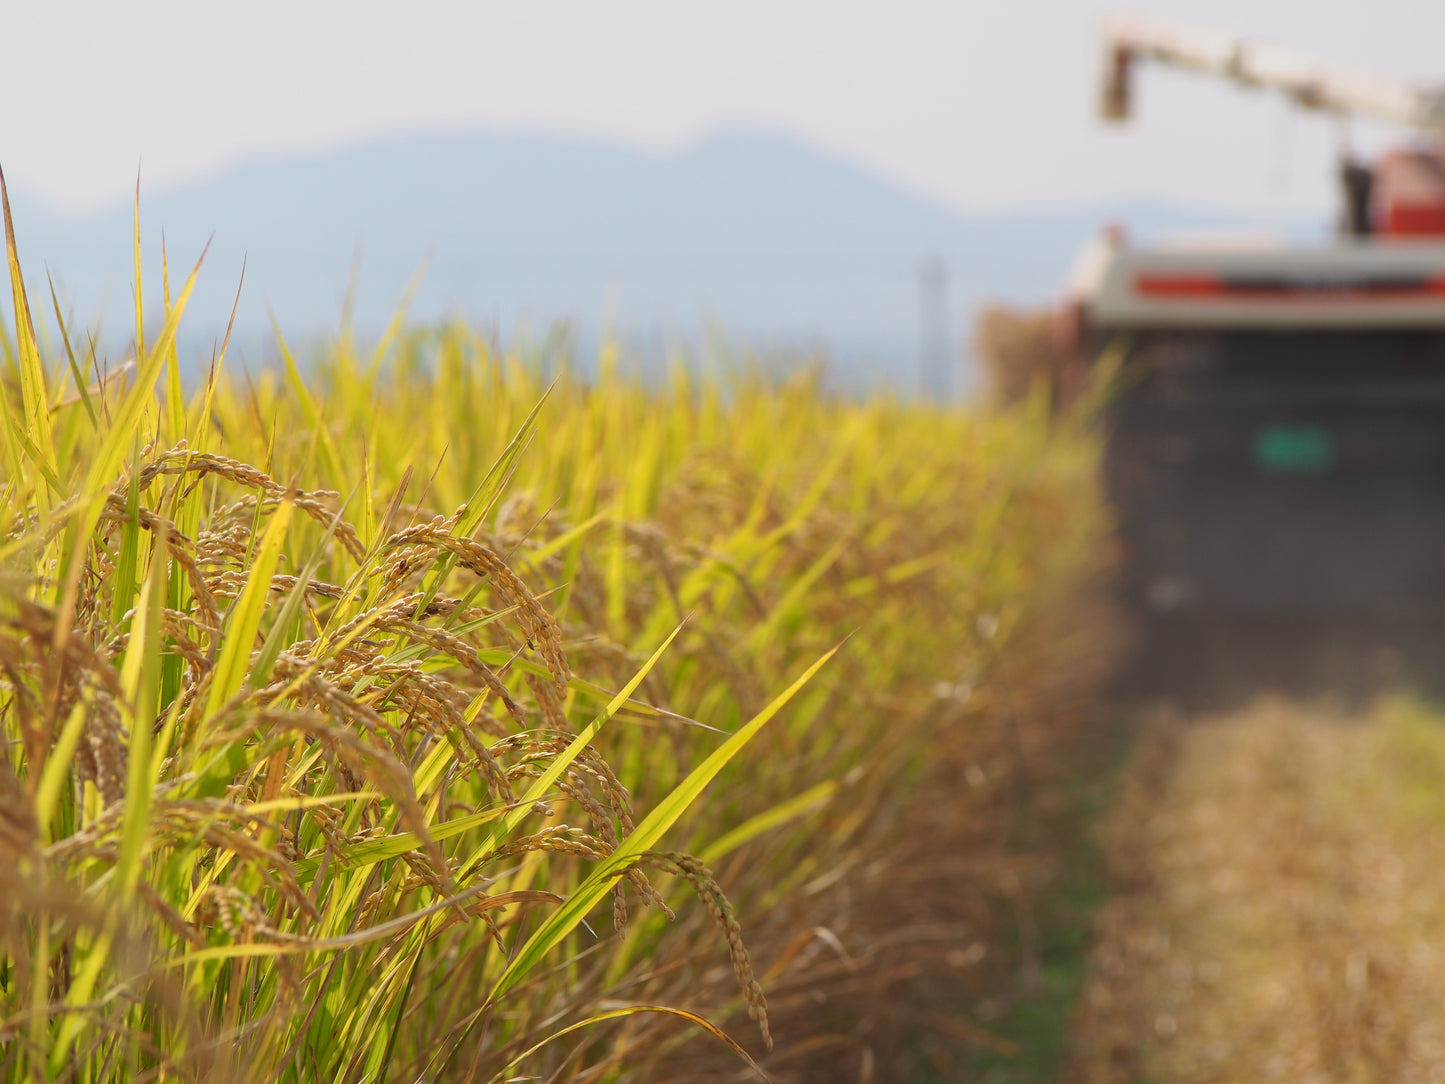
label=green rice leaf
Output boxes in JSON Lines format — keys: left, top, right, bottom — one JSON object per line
{"left": 486, "top": 642, "right": 840, "bottom": 1004}
{"left": 697, "top": 779, "right": 838, "bottom": 867}
{"left": 201, "top": 498, "right": 293, "bottom": 735}
{"left": 1, "top": 165, "right": 56, "bottom": 493}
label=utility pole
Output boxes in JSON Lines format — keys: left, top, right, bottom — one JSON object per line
{"left": 919, "top": 255, "right": 950, "bottom": 401}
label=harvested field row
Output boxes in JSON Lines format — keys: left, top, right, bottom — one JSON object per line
{"left": 1070, "top": 697, "right": 1445, "bottom": 1084}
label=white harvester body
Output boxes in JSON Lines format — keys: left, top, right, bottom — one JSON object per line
{"left": 1082, "top": 15, "right": 1445, "bottom": 336}
{"left": 1074, "top": 234, "right": 1445, "bottom": 330}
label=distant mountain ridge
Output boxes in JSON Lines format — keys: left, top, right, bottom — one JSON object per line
{"left": 7, "top": 129, "right": 1313, "bottom": 391}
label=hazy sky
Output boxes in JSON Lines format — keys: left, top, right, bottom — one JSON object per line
{"left": 4, "top": 0, "right": 1443, "bottom": 220}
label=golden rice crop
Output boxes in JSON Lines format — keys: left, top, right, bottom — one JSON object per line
{"left": 974, "top": 303, "right": 1087, "bottom": 411}
{"left": 0, "top": 178, "right": 1110, "bottom": 1082}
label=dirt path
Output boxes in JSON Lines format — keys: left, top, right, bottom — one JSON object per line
{"left": 1066, "top": 696, "right": 1445, "bottom": 1083}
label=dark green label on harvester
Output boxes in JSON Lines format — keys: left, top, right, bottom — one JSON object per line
{"left": 1253, "top": 424, "right": 1336, "bottom": 475}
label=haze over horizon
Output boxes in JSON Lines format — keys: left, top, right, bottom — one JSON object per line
{"left": 6, "top": 0, "right": 1443, "bottom": 219}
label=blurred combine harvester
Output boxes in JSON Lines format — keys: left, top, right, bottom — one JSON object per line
{"left": 1070, "top": 16, "right": 1445, "bottom": 619}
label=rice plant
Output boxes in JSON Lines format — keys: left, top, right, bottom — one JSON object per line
{"left": 0, "top": 174, "right": 1108, "bottom": 1082}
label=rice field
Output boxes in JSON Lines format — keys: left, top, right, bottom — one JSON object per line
{"left": 0, "top": 181, "right": 1112, "bottom": 1081}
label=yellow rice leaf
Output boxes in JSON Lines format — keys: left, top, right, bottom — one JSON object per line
{"left": 487, "top": 641, "right": 840, "bottom": 1005}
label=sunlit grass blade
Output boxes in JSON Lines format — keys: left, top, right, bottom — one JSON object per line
{"left": 161, "top": 235, "right": 186, "bottom": 443}
{"left": 697, "top": 779, "right": 838, "bottom": 867}
{"left": 270, "top": 310, "right": 345, "bottom": 487}
{"left": 47, "top": 270, "right": 97, "bottom": 428}
{"left": 487, "top": 642, "right": 842, "bottom": 1005}
{"left": 203, "top": 498, "right": 293, "bottom": 722}
{"left": 34, "top": 701, "right": 87, "bottom": 840}
{"left": 114, "top": 525, "right": 168, "bottom": 896}
{"left": 1, "top": 163, "right": 56, "bottom": 492}
{"left": 132, "top": 174, "right": 144, "bottom": 364}
{"left": 456, "top": 384, "right": 553, "bottom": 538}
{"left": 83, "top": 239, "right": 207, "bottom": 492}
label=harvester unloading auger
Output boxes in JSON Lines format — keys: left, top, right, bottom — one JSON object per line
{"left": 1068, "top": 18, "right": 1445, "bottom": 623}
{"left": 1100, "top": 16, "right": 1445, "bottom": 235}
{"left": 1099, "top": 18, "right": 1445, "bottom": 130}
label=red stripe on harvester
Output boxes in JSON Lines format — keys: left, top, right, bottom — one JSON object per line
{"left": 1135, "top": 273, "right": 1445, "bottom": 300}
{"left": 1134, "top": 274, "right": 1223, "bottom": 297}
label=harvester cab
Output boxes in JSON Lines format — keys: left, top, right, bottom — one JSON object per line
{"left": 1074, "top": 17, "right": 1445, "bottom": 622}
